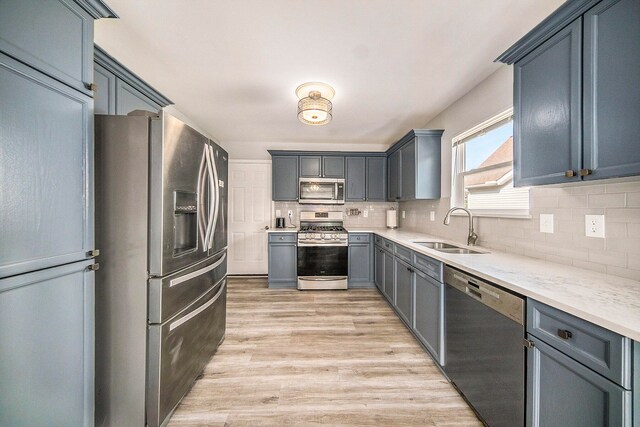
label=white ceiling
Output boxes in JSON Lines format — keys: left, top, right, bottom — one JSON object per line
{"left": 95, "top": 0, "right": 564, "bottom": 150}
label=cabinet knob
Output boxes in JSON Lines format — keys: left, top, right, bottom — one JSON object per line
{"left": 557, "top": 329, "right": 573, "bottom": 340}
{"left": 85, "top": 82, "right": 97, "bottom": 91}
{"left": 579, "top": 169, "right": 592, "bottom": 176}
{"left": 565, "top": 170, "right": 576, "bottom": 177}
{"left": 87, "top": 263, "right": 100, "bottom": 271}
{"left": 87, "top": 249, "right": 100, "bottom": 257}
{"left": 279, "top": 236, "right": 284, "bottom": 240}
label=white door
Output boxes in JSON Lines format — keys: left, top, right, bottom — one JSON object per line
{"left": 228, "top": 160, "right": 272, "bottom": 274}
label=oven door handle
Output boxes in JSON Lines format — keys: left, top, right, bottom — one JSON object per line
{"left": 297, "top": 242, "right": 348, "bottom": 247}
{"left": 298, "top": 276, "right": 346, "bottom": 281}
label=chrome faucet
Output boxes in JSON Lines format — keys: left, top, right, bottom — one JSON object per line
{"left": 443, "top": 207, "right": 478, "bottom": 246}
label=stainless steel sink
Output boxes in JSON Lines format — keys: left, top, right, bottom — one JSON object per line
{"left": 414, "top": 241, "right": 459, "bottom": 249}
{"left": 436, "top": 247, "right": 487, "bottom": 255}
{"left": 413, "top": 241, "right": 488, "bottom": 254}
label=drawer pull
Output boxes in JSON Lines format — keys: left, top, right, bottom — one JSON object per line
{"left": 557, "top": 329, "right": 573, "bottom": 340}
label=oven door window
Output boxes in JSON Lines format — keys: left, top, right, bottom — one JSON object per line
{"left": 297, "top": 246, "right": 348, "bottom": 277}
{"left": 300, "top": 182, "right": 336, "bottom": 200}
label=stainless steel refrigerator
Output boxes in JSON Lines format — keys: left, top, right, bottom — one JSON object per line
{"left": 94, "top": 111, "right": 228, "bottom": 427}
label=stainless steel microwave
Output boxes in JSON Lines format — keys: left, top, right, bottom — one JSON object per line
{"left": 299, "top": 178, "right": 345, "bottom": 204}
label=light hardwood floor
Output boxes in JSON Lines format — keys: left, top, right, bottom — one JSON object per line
{"left": 168, "top": 278, "right": 481, "bottom": 426}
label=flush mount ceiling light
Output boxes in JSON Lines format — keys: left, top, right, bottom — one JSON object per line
{"left": 296, "top": 82, "right": 335, "bottom": 126}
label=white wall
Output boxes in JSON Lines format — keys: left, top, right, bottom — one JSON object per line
{"left": 422, "top": 65, "right": 513, "bottom": 198}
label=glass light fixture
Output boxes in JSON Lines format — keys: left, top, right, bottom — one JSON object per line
{"left": 296, "top": 82, "right": 335, "bottom": 126}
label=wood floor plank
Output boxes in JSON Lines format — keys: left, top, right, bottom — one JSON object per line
{"left": 168, "top": 278, "right": 481, "bottom": 426}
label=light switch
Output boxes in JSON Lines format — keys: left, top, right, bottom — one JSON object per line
{"left": 585, "top": 215, "right": 605, "bottom": 238}
{"left": 540, "top": 214, "right": 554, "bottom": 233}
{"left": 429, "top": 211, "right": 436, "bottom": 221}
{"left": 363, "top": 210, "right": 368, "bottom": 218}
{"left": 275, "top": 209, "right": 281, "bottom": 217}
{"left": 402, "top": 211, "right": 406, "bottom": 219}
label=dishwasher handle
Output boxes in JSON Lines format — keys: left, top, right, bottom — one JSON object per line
{"left": 444, "top": 266, "right": 524, "bottom": 325}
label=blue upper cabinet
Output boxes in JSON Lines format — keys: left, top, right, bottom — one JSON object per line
{"left": 0, "top": 51, "right": 95, "bottom": 279}
{"left": 94, "top": 45, "right": 173, "bottom": 116}
{"left": 514, "top": 19, "right": 583, "bottom": 186}
{"left": 299, "top": 155, "right": 345, "bottom": 178}
{"left": 366, "top": 156, "right": 386, "bottom": 201}
{"left": 583, "top": 0, "right": 640, "bottom": 180}
{"left": 345, "top": 157, "right": 366, "bottom": 201}
{"left": 498, "top": 0, "right": 640, "bottom": 185}
{"left": 386, "top": 130, "right": 443, "bottom": 201}
{"left": 271, "top": 156, "right": 299, "bottom": 201}
{"left": 0, "top": 0, "right": 116, "bottom": 96}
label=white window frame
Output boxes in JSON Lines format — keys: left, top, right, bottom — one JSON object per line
{"left": 450, "top": 108, "right": 531, "bottom": 219}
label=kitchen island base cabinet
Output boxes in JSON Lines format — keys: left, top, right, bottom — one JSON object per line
{"left": 527, "top": 337, "right": 632, "bottom": 427}
{"left": 413, "top": 270, "right": 444, "bottom": 365}
{"left": 268, "top": 234, "right": 297, "bottom": 288}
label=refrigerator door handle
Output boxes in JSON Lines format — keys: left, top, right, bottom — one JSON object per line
{"left": 197, "top": 146, "right": 208, "bottom": 251}
{"left": 208, "top": 145, "right": 220, "bottom": 250}
{"left": 169, "top": 252, "right": 226, "bottom": 288}
{"left": 169, "top": 279, "right": 226, "bottom": 331}
{"left": 203, "top": 145, "right": 216, "bottom": 250}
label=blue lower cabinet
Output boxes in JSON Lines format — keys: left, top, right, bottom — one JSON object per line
{"left": 394, "top": 258, "right": 413, "bottom": 326}
{"left": 527, "top": 336, "right": 632, "bottom": 427}
{"left": 413, "top": 270, "right": 444, "bottom": 365}
{"left": 268, "top": 234, "right": 297, "bottom": 288}
{"left": 348, "top": 234, "right": 373, "bottom": 288}
{"left": 374, "top": 246, "right": 385, "bottom": 292}
{"left": 0, "top": 260, "right": 95, "bottom": 427}
{"left": 383, "top": 250, "right": 395, "bottom": 303}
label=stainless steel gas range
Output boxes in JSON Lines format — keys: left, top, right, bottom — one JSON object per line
{"left": 297, "top": 211, "right": 348, "bottom": 290}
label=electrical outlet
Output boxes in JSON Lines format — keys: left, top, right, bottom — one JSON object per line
{"left": 402, "top": 210, "right": 406, "bottom": 219}
{"left": 363, "top": 210, "right": 368, "bottom": 218}
{"left": 430, "top": 211, "right": 436, "bottom": 221}
{"left": 585, "top": 215, "right": 605, "bottom": 238}
{"left": 275, "top": 209, "right": 281, "bottom": 217}
{"left": 540, "top": 214, "right": 554, "bottom": 233}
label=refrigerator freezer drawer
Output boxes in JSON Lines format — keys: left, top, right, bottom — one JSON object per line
{"left": 146, "top": 278, "right": 226, "bottom": 427}
{"left": 148, "top": 251, "right": 226, "bottom": 324}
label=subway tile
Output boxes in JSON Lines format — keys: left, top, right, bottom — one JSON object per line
{"left": 558, "top": 194, "right": 588, "bottom": 208}
{"left": 571, "top": 208, "right": 605, "bottom": 220}
{"left": 555, "top": 246, "right": 589, "bottom": 262}
{"left": 567, "top": 184, "right": 606, "bottom": 195}
{"left": 572, "top": 260, "right": 607, "bottom": 274}
{"left": 604, "top": 180, "right": 640, "bottom": 194}
{"left": 606, "top": 208, "right": 640, "bottom": 223}
{"left": 627, "top": 223, "right": 640, "bottom": 237}
{"left": 626, "top": 192, "right": 640, "bottom": 208}
{"left": 605, "top": 266, "right": 640, "bottom": 281}
{"left": 546, "top": 254, "right": 574, "bottom": 267}
{"left": 572, "top": 234, "right": 606, "bottom": 250}
{"left": 626, "top": 255, "right": 640, "bottom": 271}
{"left": 588, "top": 250, "right": 627, "bottom": 268}
{"left": 606, "top": 237, "right": 640, "bottom": 255}
{"left": 603, "top": 222, "right": 627, "bottom": 238}
{"left": 588, "top": 193, "right": 626, "bottom": 208}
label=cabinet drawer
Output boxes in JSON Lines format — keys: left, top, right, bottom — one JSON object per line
{"left": 268, "top": 233, "right": 297, "bottom": 243}
{"left": 374, "top": 235, "right": 384, "bottom": 246}
{"left": 381, "top": 238, "right": 394, "bottom": 253}
{"left": 393, "top": 243, "right": 412, "bottom": 263}
{"left": 349, "top": 233, "right": 370, "bottom": 243}
{"left": 412, "top": 252, "right": 443, "bottom": 282}
{"left": 527, "top": 299, "right": 631, "bottom": 388}
{"left": 0, "top": 0, "right": 95, "bottom": 95}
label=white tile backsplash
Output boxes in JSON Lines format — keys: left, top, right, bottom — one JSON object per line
{"left": 398, "top": 179, "right": 640, "bottom": 281}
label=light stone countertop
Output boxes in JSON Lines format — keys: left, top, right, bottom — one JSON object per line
{"left": 347, "top": 227, "right": 640, "bottom": 341}
{"left": 266, "top": 227, "right": 298, "bottom": 233}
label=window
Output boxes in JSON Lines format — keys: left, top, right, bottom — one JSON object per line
{"left": 451, "top": 109, "right": 529, "bottom": 216}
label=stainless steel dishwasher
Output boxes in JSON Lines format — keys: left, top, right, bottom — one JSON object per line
{"left": 444, "top": 266, "right": 525, "bottom": 427}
